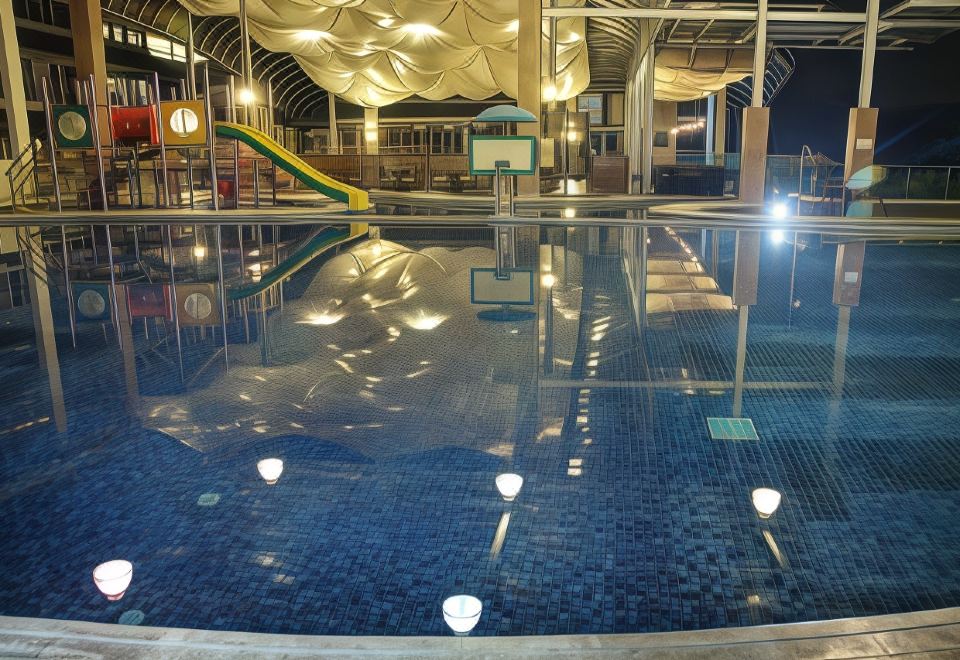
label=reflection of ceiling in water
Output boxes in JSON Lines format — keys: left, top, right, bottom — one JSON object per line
{"left": 648, "top": 229, "right": 732, "bottom": 314}
{"left": 143, "top": 239, "right": 537, "bottom": 461}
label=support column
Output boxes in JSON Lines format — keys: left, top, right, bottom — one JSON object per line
{"left": 68, "top": 0, "right": 108, "bottom": 141}
{"left": 185, "top": 12, "right": 197, "bottom": 99}
{"left": 363, "top": 107, "right": 378, "bottom": 154}
{"left": 751, "top": 0, "right": 768, "bottom": 109}
{"left": 328, "top": 93, "right": 340, "bottom": 153}
{"left": 843, "top": 0, "right": 880, "bottom": 187}
{"left": 239, "top": 0, "right": 254, "bottom": 127}
{"left": 517, "top": 0, "right": 542, "bottom": 196}
{"left": 1, "top": 2, "right": 32, "bottom": 158}
{"left": 714, "top": 86, "right": 727, "bottom": 158}
{"left": 640, "top": 35, "right": 655, "bottom": 194}
{"left": 739, "top": 107, "right": 770, "bottom": 204}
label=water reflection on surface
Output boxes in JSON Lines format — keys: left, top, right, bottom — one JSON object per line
{"left": 0, "top": 222, "right": 959, "bottom": 635}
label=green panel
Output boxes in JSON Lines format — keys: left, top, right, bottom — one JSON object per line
{"left": 52, "top": 105, "right": 93, "bottom": 149}
{"left": 706, "top": 417, "right": 759, "bottom": 441}
{"left": 468, "top": 135, "right": 537, "bottom": 175}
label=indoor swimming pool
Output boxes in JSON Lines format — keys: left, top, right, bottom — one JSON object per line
{"left": 1, "top": 220, "right": 958, "bottom": 636}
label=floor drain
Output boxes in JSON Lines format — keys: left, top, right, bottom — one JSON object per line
{"left": 118, "top": 610, "right": 145, "bottom": 625}
{"left": 707, "top": 417, "right": 759, "bottom": 441}
{"left": 197, "top": 493, "right": 221, "bottom": 507}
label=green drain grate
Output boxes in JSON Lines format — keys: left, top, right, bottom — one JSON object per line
{"left": 707, "top": 417, "right": 759, "bottom": 441}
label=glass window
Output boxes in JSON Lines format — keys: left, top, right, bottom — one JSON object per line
{"left": 20, "top": 59, "right": 37, "bottom": 102}
{"left": 577, "top": 94, "right": 603, "bottom": 125}
{"left": 51, "top": 2, "right": 70, "bottom": 28}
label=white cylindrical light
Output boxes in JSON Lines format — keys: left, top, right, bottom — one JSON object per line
{"left": 442, "top": 594, "right": 482, "bottom": 635}
{"left": 257, "top": 458, "right": 284, "bottom": 485}
{"left": 751, "top": 488, "right": 782, "bottom": 519}
{"left": 495, "top": 473, "right": 523, "bottom": 502}
{"left": 93, "top": 560, "right": 133, "bottom": 601}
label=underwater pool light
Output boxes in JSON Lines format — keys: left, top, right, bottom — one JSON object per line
{"left": 442, "top": 594, "right": 482, "bottom": 635}
{"left": 495, "top": 473, "right": 524, "bottom": 501}
{"left": 257, "top": 458, "right": 284, "bottom": 485}
{"left": 751, "top": 488, "right": 782, "bottom": 519}
{"left": 93, "top": 560, "right": 133, "bottom": 601}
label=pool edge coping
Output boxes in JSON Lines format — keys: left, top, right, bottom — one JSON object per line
{"left": 1, "top": 607, "right": 959, "bottom": 657}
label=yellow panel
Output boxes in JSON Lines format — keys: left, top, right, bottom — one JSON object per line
{"left": 160, "top": 101, "right": 208, "bottom": 146}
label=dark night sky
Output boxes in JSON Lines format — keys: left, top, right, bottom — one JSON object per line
{"left": 768, "top": 28, "right": 960, "bottom": 164}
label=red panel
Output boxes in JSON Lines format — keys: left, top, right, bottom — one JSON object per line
{"left": 126, "top": 284, "right": 171, "bottom": 319}
{"left": 111, "top": 106, "right": 160, "bottom": 143}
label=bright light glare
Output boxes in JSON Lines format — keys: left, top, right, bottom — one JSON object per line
{"left": 495, "top": 473, "right": 523, "bottom": 501}
{"left": 193, "top": 245, "right": 206, "bottom": 258}
{"left": 542, "top": 273, "right": 556, "bottom": 288}
{"left": 563, "top": 207, "right": 575, "bottom": 219}
{"left": 770, "top": 230, "right": 785, "bottom": 244}
{"left": 442, "top": 595, "right": 482, "bottom": 635}
{"left": 751, "top": 488, "right": 782, "bottom": 519}
{"left": 377, "top": 17, "right": 395, "bottom": 27}
{"left": 542, "top": 84, "right": 557, "bottom": 102}
{"left": 93, "top": 560, "right": 133, "bottom": 601}
{"left": 771, "top": 202, "right": 789, "bottom": 219}
{"left": 404, "top": 311, "right": 446, "bottom": 330}
{"left": 237, "top": 88, "right": 255, "bottom": 105}
{"left": 257, "top": 458, "right": 284, "bottom": 485}
{"left": 296, "top": 29, "right": 330, "bottom": 40}
{"left": 403, "top": 23, "right": 439, "bottom": 36}
{"left": 506, "top": 19, "right": 519, "bottom": 31}
{"left": 299, "top": 312, "right": 344, "bottom": 326}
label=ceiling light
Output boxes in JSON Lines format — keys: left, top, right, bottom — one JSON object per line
{"left": 237, "top": 88, "right": 255, "bottom": 105}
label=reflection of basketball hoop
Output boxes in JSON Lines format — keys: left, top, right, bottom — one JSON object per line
{"left": 58, "top": 111, "right": 88, "bottom": 141}
{"left": 77, "top": 289, "right": 106, "bottom": 317}
{"left": 169, "top": 107, "right": 199, "bottom": 138}
{"left": 184, "top": 292, "right": 212, "bottom": 320}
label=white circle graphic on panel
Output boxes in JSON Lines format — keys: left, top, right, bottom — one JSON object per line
{"left": 184, "top": 292, "right": 212, "bottom": 320}
{"left": 58, "top": 111, "right": 88, "bottom": 141}
{"left": 169, "top": 108, "right": 199, "bottom": 138}
{"left": 77, "top": 289, "right": 106, "bottom": 317}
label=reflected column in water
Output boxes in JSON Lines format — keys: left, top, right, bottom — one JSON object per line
{"left": 732, "top": 231, "right": 761, "bottom": 417}
{"left": 831, "top": 241, "right": 865, "bottom": 397}
{"left": 18, "top": 226, "right": 66, "bottom": 432}
{"left": 115, "top": 285, "right": 140, "bottom": 413}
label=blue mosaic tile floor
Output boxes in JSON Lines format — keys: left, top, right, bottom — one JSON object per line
{"left": 0, "top": 226, "right": 959, "bottom": 636}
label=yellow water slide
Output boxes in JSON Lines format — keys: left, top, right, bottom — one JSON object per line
{"left": 214, "top": 121, "right": 369, "bottom": 212}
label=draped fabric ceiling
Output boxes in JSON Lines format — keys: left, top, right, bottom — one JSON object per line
{"left": 654, "top": 48, "right": 755, "bottom": 102}
{"left": 178, "top": 0, "right": 590, "bottom": 107}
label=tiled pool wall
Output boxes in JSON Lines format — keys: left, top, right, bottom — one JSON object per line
{"left": 0, "top": 226, "right": 958, "bottom": 635}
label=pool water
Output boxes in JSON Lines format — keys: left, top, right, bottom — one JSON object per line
{"left": 1, "top": 223, "right": 959, "bottom": 636}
